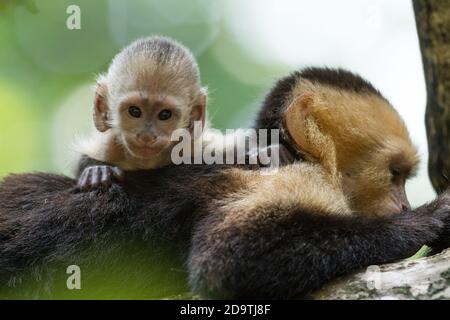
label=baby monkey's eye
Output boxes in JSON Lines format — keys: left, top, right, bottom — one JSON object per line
{"left": 128, "top": 106, "right": 142, "bottom": 118}
{"left": 390, "top": 167, "right": 401, "bottom": 178}
{"left": 158, "top": 109, "right": 172, "bottom": 121}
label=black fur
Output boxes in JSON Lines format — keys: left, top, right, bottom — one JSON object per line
{"left": 0, "top": 167, "right": 448, "bottom": 299}
{"left": 0, "top": 67, "right": 449, "bottom": 299}
{"left": 0, "top": 166, "right": 229, "bottom": 298}
{"left": 189, "top": 196, "right": 449, "bottom": 299}
{"left": 300, "top": 67, "right": 384, "bottom": 97}
{"left": 255, "top": 71, "right": 299, "bottom": 143}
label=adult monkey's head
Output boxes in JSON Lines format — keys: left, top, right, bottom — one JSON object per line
{"left": 256, "top": 68, "right": 419, "bottom": 216}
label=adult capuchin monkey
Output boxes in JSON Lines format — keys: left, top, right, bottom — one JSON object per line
{"left": 0, "top": 68, "right": 449, "bottom": 299}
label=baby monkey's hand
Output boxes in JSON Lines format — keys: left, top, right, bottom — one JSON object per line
{"left": 77, "top": 165, "right": 124, "bottom": 191}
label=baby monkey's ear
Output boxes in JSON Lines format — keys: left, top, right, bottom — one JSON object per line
{"left": 190, "top": 87, "right": 207, "bottom": 130}
{"left": 93, "top": 82, "right": 111, "bottom": 132}
{"left": 284, "top": 93, "right": 321, "bottom": 160}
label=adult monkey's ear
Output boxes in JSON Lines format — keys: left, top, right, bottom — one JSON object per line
{"left": 284, "top": 93, "right": 321, "bottom": 160}
{"left": 93, "top": 81, "right": 111, "bottom": 132}
{"left": 190, "top": 87, "right": 207, "bottom": 131}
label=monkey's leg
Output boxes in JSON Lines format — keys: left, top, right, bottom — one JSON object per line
{"left": 188, "top": 191, "right": 450, "bottom": 299}
{"left": 77, "top": 165, "right": 124, "bottom": 191}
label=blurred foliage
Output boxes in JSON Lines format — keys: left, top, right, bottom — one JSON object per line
{"left": 0, "top": 0, "right": 281, "bottom": 177}
{"left": 0, "top": 80, "right": 41, "bottom": 176}
{"left": 0, "top": 0, "right": 285, "bottom": 299}
{"left": 0, "top": 0, "right": 38, "bottom": 13}
{"left": 0, "top": 240, "right": 192, "bottom": 299}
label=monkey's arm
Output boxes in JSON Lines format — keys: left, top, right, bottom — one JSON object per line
{"left": 76, "top": 155, "right": 124, "bottom": 191}
{"left": 0, "top": 173, "right": 135, "bottom": 276}
{"left": 188, "top": 192, "right": 450, "bottom": 299}
{"left": 0, "top": 169, "right": 448, "bottom": 298}
{"left": 0, "top": 166, "right": 219, "bottom": 279}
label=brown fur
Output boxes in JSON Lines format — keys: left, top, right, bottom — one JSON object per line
{"left": 261, "top": 70, "right": 418, "bottom": 216}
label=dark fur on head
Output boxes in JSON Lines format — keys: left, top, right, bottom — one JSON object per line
{"left": 255, "top": 67, "right": 386, "bottom": 144}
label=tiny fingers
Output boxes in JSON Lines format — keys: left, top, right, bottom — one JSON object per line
{"left": 77, "top": 165, "right": 124, "bottom": 192}
{"left": 100, "top": 165, "right": 113, "bottom": 187}
{"left": 77, "top": 168, "right": 90, "bottom": 191}
{"left": 90, "top": 166, "right": 101, "bottom": 187}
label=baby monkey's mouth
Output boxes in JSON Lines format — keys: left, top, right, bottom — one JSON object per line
{"left": 127, "top": 139, "right": 170, "bottom": 158}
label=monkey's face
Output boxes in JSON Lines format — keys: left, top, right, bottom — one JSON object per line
{"left": 115, "top": 93, "right": 186, "bottom": 159}
{"left": 339, "top": 136, "right": 419, "bottom": 216}
{"left": 326, "top": 105, "right": 419, "bottom": 216}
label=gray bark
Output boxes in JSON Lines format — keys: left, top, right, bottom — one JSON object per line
{"left": 312, "top": 249, "right": 450, "bottom": 300}
{"left": 413, "top": 0, "right": 450, "bottom": 192}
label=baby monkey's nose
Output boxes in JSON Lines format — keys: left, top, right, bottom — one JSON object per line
{"left": 137, "top": 132, "right": 156, "bottom": 145}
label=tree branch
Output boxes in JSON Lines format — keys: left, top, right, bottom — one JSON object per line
{"left": 311, "top": 248, "right": 450, "bottom": 299}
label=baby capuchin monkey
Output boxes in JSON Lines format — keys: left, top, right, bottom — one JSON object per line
{"left": 76, "top": 36, "right": 207, "bottom": 190}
